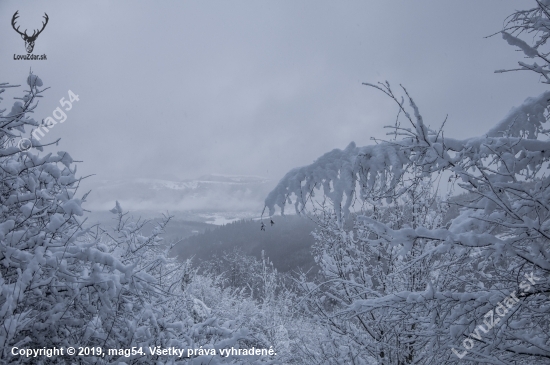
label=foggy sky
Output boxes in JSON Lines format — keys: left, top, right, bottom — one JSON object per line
{"left": 1, "top": 1, "right": 545, "bottom": 199}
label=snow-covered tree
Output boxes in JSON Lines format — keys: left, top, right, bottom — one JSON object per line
{"left": 0, "top": 73, "right": 89, "bottom": 357}
{"left": 294, "top": 179, "right": 450, "bottom": 364}
{"left": 266, "top": 2, "right": 550, "bottom": 363}
{"left": 0, "top": 74, "right": 278, "bottom": 364}
{"left": 199, "top": 248, "right": 300, "bottom": 362}
{"left": 86, "top": 203, "right": 273, "bottom": 364}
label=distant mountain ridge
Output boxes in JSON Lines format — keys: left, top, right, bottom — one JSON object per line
{"left": 86, "top": 174, "right": 273, "bottom": 212}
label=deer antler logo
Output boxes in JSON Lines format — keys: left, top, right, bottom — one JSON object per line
{"left": 12, "top": 11, "right": 49, "bottom": 54}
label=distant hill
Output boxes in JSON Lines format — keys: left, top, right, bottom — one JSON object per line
{"left": 171, "top": 215, "right": 318, "bottom": 273}
{"left": 85, "top": 174, "right": 274, "bottom": 212}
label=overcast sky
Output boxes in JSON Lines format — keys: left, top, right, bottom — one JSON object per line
{"left": 1, "top": 1, "right": 546, "bottom": 196}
